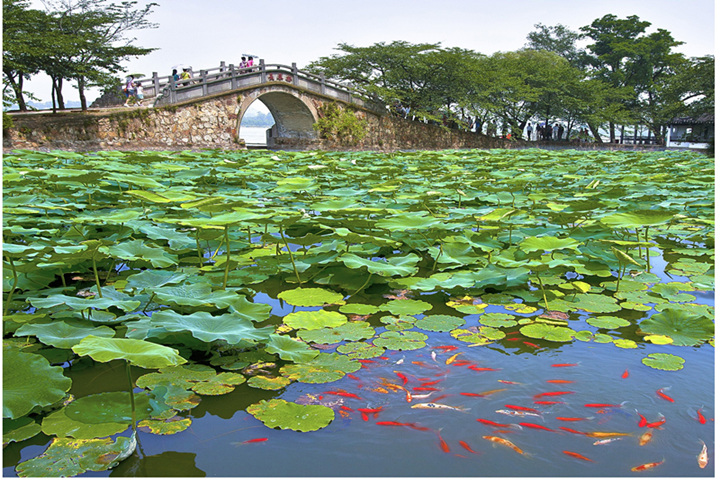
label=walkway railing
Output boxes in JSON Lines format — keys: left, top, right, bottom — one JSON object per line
{"left": 132, "top": 60, "right": 381, "bottom": 111}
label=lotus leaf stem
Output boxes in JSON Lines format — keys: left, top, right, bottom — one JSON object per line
{"left": 4, "top": 255, "right": 19, "bottom": 316}
{"left": 348, "top": 273, "right": 373, "bottom": 299}
{"left": 223, "top": 226, "right": 231, "bottom": 289}
{"left": 536, "top": 274, "right": 549, "bottom": 311}
{"left": 431, "top": 244, "right": 444, "bottom": 272}
{"left": 91, "top": 250, "right": 103, "bottom": 298}
{"left": 279, "top": 229, "right": 302, "bottom": 285}
{"left": 195, "top": 229, "right": 203, "bottom": 267}
{"left": 644, "top": 226, "right": 651, "bottom": 272}
{"left": 126, "top": 361, "right": 138, "bottom": 436}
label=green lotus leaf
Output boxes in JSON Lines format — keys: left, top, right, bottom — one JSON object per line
{"left": 153, "top": 285, "right": 272, "bottom": 322}
{"left": 619, "top": 301, "right": 653, "bottom": 312}
{"left": 340, "top": 253, "right": 421, "bottom": 277}
{"left": 600, "top": 210, "right": 676, "bottom": 228}
{"left": 274, "top": 176, "right": 316, "bottom": 192}
{"left": 649, "top": 283, "right": 696, "bottom": 302}
{"left": 14, "top": 320, "right": 115, "bottom": 349}
{"left": 449, "top": 328, "right": 490, "bottom": 345}
{"left": 641, "top": 353, "right": 685, "bottom": 371}
{"left": 380, "top": 299, "right": 432, "bottom": 315}
{"left": 16, "top": 435, "right": 135, "bottom": 477}
{"left": 519, "top": 324, "right": 574, "bottom": 342}
{"left": 136, "top": 363, "right": 245, "bottom": 396}
{"left": 283, "top": 310, "right": 347, "bottom": 331}
{"left": 28, "top": 294, "right": 141, "bottom": 313}
{"left": 280, "top": 353, "right": 359, "bottom": 383}
{"left": 124, "top": 269, "right": 189, "bottom": 290}
{"left": 639, "top": 307, "right": 714, "bottom": 346}
{"left": 148, "top": 384, "right": 201, "bottom": 411}
{"left": 3, "top": 350, "right": 72, "bottom": 419}
{"left": 518, "top": 236, "right": 580, "bottom": 254}
{"left": 191, "top": 372, "right": 247, "bottom": 395}
{"left": 339, "top": 303, "right": 380, "bottom": 315}
{"left": 106, "top": 172, "right": 165, "bottom": 188}
{"left": 265, "top": 334, "right": 319, "bottom": 362}
{"left": 504, "top": 303, "right": 538, "bottom": 314}
{"left": 643, "top": 334, "right": 674, "bottom": 345}
{"left": 72, "top": 336, "right": 187, "bottom": 369}
{"left": 593, "top": 333, "right": 613, "bottom": 343}
{"left": 277, "top": 287, "right": 345, "bottom": 307}
{"left": 573, "top": 330, "right": 594, "bottom": 342}
{"left": 375, "top": 213, "right": 442, "bottom": 231}
{"left": 446, "top": 296, "right": 488, "bottom": 314}
{"left": 573, "top": 293, "right": 621, "bottom": 313}
{"left": 586, "top": 316, "right": 631, "bottom": 329}
{"left": 150, "top": 311, "right": 273, "bottom": 344}
{"left": 138, "top": 417, "right": 192, "bottom": 435}
{"left": 336, "top": 341, "right": 385, "bottom": 358}
{"left": 247, "top": 375, "right": 292, "bottom": 390}
{"left": 478, "top": 312, "right": 518, "bottom": 328}
{"left": 379, "top": 315, "right": 417, "bottom": 331}
{"left": 415, "top": 314, "right": 465, "bottom": 332}
{"left": 612, "top": 338, "right": 638, "bottom": 349}
{"left": 372, "top": 331, "right": 428, "bottom": 351}
{"left": 100, "top": 240, "right": 178, "bottom": 268}
{"left": 4, "top": 417, "right": 42, "bottom": 446}
{"left": 298, "top": 321, "right": 376, "bottom": 344}
{"left": 246, "top": 399, "right": 334, "bottom": 432}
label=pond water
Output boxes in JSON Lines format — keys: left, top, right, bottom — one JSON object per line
{"left": 2, "top": 148, "right": 713, "bottom": 477}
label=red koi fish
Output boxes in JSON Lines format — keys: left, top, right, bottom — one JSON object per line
{"left": 636, "top": 411, "right": 647, "bottom": 427}
{"left": 360, "top": 412, "right": 369, "bottom": 421}
{"left": 437, "top": 434, "right": 450, "bottom": 453}
{"left": 476, "top": 418, "right": 511, "bottom": 428}
{"left": 551, "top": 363, "right": 578, "bottom": 367}
{"left": 324, "top": 390, "right": 362, "bottom": 400}
{"left": 413, "top": 387, "right": 440, "bottom": 391}
{"left": 452, "top": 361, "right": 473, "bottom": 367}
{"left": 563, "top": 450, "right": 594, "bottom": 462}
{"left": 358, "top": 407, "right": 383, "bottom": 420}
{"left": 376, "top": 421, "right": 411, "bottom": 427}
{"left": 533, "top": 391, "right": 574, "bottom": 399}
{"left": 340, "top": 406, "right": 353, "bottom": 412}
{"left": 506, "top": 337, "right": 522, "bottom": 342}
{"left": 431, "top": 394, "right": 451, "bottom": 403}
{"left": 346, "top": 373, "right": 360, "bottom": 381}
{"left": 558, "top": 427, "right": 586, "bottom": 435}
{"left": 534, "top": 401, "right": 565, "bottom": 405}
{"left": 556, "top": 417, "right": 590, "bottom": 422}
{"left": 584, "top": 403, "right": 620, "bottom": 408}
{"left": 630, "top": 459, "right": 664, "bottom": 472}
{"left": 240, "top": 438, "right": 268, "bottom": 444}
{"left": 407, "top": 423, "right": 431, "bottom": 432}
{"left": 518, "top": 422, "right": 554, "bottom": 432}
{"left": 357, "top": 359, "right": 376, "bottom": 364}
{"left": 394, "top": 371, "right": 408, "bottom": 385}
{"left": 458, "top": 440, "right": 479, "bottom": 454}
{"left": 461, "top": 392, "right": 485, "bottom": 397}
{"left": 411, "top": 361, "right": 431, "bottom": 368}
{"left": 546, "top": 379, "right": 574, "bottom": 384}
{"left": 646, "top": 415, "right": 666, "bottom": 429}
{"left": 469, "top": 366, "right": 500, "bottom": 372}
{"left": 377, "top": 356, "right": 390, "bottom": 360}
{"left": 420, "top": 379, "right": 442, "bottom": 386}
{"left": 656, "top": 388, "right": 674, "bottom": 402}
{"left": 505, "top": 404, "right": 539, "bottom": 412}
{"left": 698, "top": 409, "right": 707, "bottom": 424}
{"left": 523, "top": 342, "right": 541, "bottom": 349}
{"left": 434, "top": 345, "right": 458, "bottom": 352}
{"left": 621, "top": 369, "right": 629, "bottom": 378}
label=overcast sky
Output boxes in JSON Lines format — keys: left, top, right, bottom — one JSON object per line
{"left": 24, "top": 0, "right": 716, "bottom": 105}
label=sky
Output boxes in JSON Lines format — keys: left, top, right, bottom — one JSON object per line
{"left": 22, "top": 0, "right": 716, "bottom": 107}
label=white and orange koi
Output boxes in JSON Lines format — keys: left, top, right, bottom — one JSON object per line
{"left": 482, "top": 436, "right": 528, "bottom": 456}
{"left": 411, "top": 403, "right": 468, "bottom": 413}
{"left": 698, "top": 440, "right": 708, "bottom": 469}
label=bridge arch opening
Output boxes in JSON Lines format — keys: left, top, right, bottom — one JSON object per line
{"left": 239, "top": 101, "right": 275, "bottom": 148}
{"left": 237, "top": 89, "right": 319, "bottom": 149}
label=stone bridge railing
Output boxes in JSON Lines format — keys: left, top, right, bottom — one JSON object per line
{"left": 134, "top": 60, "right": 382, "bottom": 112}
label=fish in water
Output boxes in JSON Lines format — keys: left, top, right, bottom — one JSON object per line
{"left": 593, "top": 437, "right": 622, "bottom": 445}
{"left": 585, "top": 431, "right": 634, "bottom": 438}
{"left": 639, "top": 430, "right": 653, "bottom": 446}
{"left": 445, "top": 353, "right": 462, "bottom": 365}
{"left": 496, "top": 409, "right": 543, "bottom": 419}
{"left": 646, "top": 415, "right": 666, "bottom": 429}
{"left": 505, "top": 404, "right": 540, "bottom": 412}
{"left": 697, "top": 408, "right": 707, "bottom": 424}
{"left": 533, "top": 391, "right": 574, "bottom": 399}
{"left": 458, "top": 440, "right": 480, "bottom": 454}
{"left": 630, "top": 459, "right": 664, "bottom": 472}
{"left": 233, "top": 437, "right": 268, "bottom": 445}
{"left": 476, "top": 418, "right": 511, "bottom": 428}
{"left": 698, "top": 440, "right": 708, "bottom": 469}
{"left": 482, "top": 436, "right": 528, "bottom": 456}
{"left": 656, "top": 387, "right": 674, "bottom": 402}
{"left": 518, "top": 422, "right": 554, "bottom": 432}
{"left": 636, "top": 410, "right": 647, "bottom": 427}
{"left": 411, "top": 402, "right": 468, "bottom": 412}
{"left": 562, "top": 450, "right": 594, "bottom": 462}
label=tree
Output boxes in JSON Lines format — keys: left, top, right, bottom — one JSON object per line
{"left": 526, "top": 23, "right": 585, "bottom": 68}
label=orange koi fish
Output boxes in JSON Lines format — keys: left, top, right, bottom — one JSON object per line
{"left": 393, "top": 371, "right": 408, "bottom": 385}
{"left": 469, "top": 366, "right": 500, "bottom": 372}
{"left": 482, "top": 436, "right": 527, "bottom": 456}
{"left": 324, "top": 390, "right": 362, "bottom": 400}
{"left": 360, "top": 411, "right": 369, "bottom": 421}
{"left": 559, "top": 427, "right": 586, "bottom": 435}
{"left": 621, "top": 369, "right": 629, "bottom": 378}
{"left": 523, "top": 342, "right": 541, "bottom": 349}
{"left": 452, "top": 361, "right": 473, "bottom": 367}
{"left": 397, "top": 385, "right": 413, "bottom": 402}
{"left": 506, "top": 337, "right": 522, "bottom": 341}
{"left": 585, "top": 431, "right": 634, "bottom": 438}
{"left": 357, "top": 359, "right": 376, "bottom": 364}
{"left": 505, "top": 404, "right": 539, "bottom": 413}
{"left": 556, "top": 417, "right": 591, "bottom": 422}
{"left": 518, "top": 422, "right": 554, "bottom": 432}
{"left": 462, "top": 388, "right": 507, "bottom": 398}
{"left": 636, "top": 411, "right": 647, "bottom": 427}
{"left": 563, "top": 450, "right": 594, "bottom": 462}
{"left": 369, "top": 386, "right": 389, "bottom": 394}
{"left": 551, "top": 363, "right": 578, "bottom": 367}
{"left": 656, "top": 388, "right": 674, "bottom": 402}
{"left": 458, "top": 440, "right": 479, "bottom": 454}
{"left": 698, "top": 440, "right": 708, "bottom": 468}
{"left": 376, "top": 421, "right": 411, "bottom": 427}
{"left": 435, "top": 345, "right": 458, "bottom": 352}
{"left": 239, "top": 437, "right": 268, "bottom": 444}
{"left": 498, "top": 380, "right": 522, "bottom": 385}
{"left": 340, "top": 406, "right": 353, "bottom": 412}
{"left": 639, "top": 430, "right": 653, "bottom": 446}
{"left": 630, "top": 459, "right": 664, "bottom": 472}
{"left": 411, "top": 361, "right": 432, "bottom": 368}
{"left": 437, "top": 434, "right": 450, "bottom": 453}
{"left": 445, "top": 353, "right": 462, "bottom": 365}
{"left": 413, "top": 387, "right": 440, "bottom": 392}
{"left": 347, "top": 373, "right": 360, "bottom": 381}
{"left": 534, "top": 400, "right": 565, "bottom": 405}
{"left": 546, "top": 379, "right": 574, "bottom": 384}
{"left": 420, "top": 379, "right": 442, "bottom": 386}
{"left": 533, "top": 391, "right": 574, "bottom": 399}
{"left": 377, "top": 356, "right": 389, "bottom": 360}
{"left": 358, "top": 407, "right": 383, "bottom": 416}
{"left": 476, "top": 418, "right": 511, "bottom": 428}
{"left": 584, "top": 403, "right": 620, "bottom": 408}
{"left": 646, "top": 415, "right": 666, "bottom": 429}
{"left": 698, "top": 409, "right": 707, "bottom": 424}
{"left": 461, "top": 392, "right": 485, "bottom": 397}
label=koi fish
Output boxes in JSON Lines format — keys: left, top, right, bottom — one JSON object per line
{"left": 413, "top": 387, "right": 440, "bottom": 392}
{"left": 505, "top": 404, "right": 539, "bottom": 412}
{"left": 236, "top": 437, "right": 268, "bottom": 444}
{"left": 562, "top": 450, "right": 594, "bottom": 462}
{"left": 585, "top": 431, "right": 634, "bottom": 438}
{"left": 377, "top": 356, "right": 389, "bottom": 360}
{"left": 461, "top": 392, "right": 485, "bottom": 397}
{"left": 593, "top": 437, "right": 622, "bottom": 445}
{"left": 340, "top": 406, "right": 353, "bottom": 412}
{"left": 639, "top": 430, "right": 653, "bottom": 446}
{"left": 534, "top": 401, "right": 565, "bottom": 405}
{"left": 559, "top": 427, "right": 586, "bottom": 435}
{"left": 498, "top": 380, "right": 522, "bottom": 385}
{"left": 533, "top": 391, "right": 574, "bottom": 399}
{"left": 523, "top": 342, "right": 541, "bottom": 349}
{"left": 656, "top": 388, "right": 674, "bottom": 402}
{"left": 452, "top": 361, "right": 472, "bottom": 367}
{"left": 411, "top": 361, "right": 432, "bottom": 368}
{"left": 546, "top": 379, "right": 574, "bottom": 384}
{"left": 347, "top": 374, "right": 360, "bottom": 381}
{"left": 506, "top": 337, "right": 521, "bottom": 341}
{"left": 621, "top": 369, "right": 629, "bottom": 378}
{"left": 324, "top": 390, "right": 362, "bottom": 400}
{"left": 435, "top": 345, "right": 458, "bottom": 352}
{"left": 376, "top": 421, "right": 412, "bottom": 427}
{"left": 482, "top": 436, "right": 527, "bottom": 456}
{"left": 556, "top": 417, "right": 591, "bottom": 422}
{"left": 458, "top": 440, "right": 479, "bottom": 454}
{"left": 551, "top": 363, "right": 578, "bottom": 367}
{"left": 646, "top": 415, "right": 666, "bottom": 429}
{"left": 398, "top": 385, "right": 413, "bottom": 403}
{"left": 360, "top": 412, "right": 369, "bottom": 421}
{"left": 476, "top": 418, "right": 510, "bottom": 427}
{"left": 496, "top": 410, "right": 543, "bottom": 419}
{"left": 420, "top": 379, "right": 442, "bottom": 386}
{"left": 445, "top": 353, "right": 462, "bottom": 365}
{"left": 393, "top": 371, "right": 408, "bottom": 385}
{"left": 518, "top": 422, "right": 554, "bottom": 432}
{"left": 698, "top": 409, "right": 707, "bottom": 424}
{"left": 630, "top": 459, "right": 664, "bottom": 472}
{"left": 369, "top": 386, "right": 389, "bottom": 394}
{"left": 584, "top": 403, "right": 620, "bottom": 408}
{"left": 437, "top": 434, "right": 450, "bottom": 453}
{"left": 462, "top": 388, "right": 507, "bottom": 398}
{"left": 430, "top": 351, "right": 437, "bottom": 362}
{"left": 468, "top": 366, "right": 500, "bottom": 371}
{"left": 411, "top": 403, "right": 468, "bottom": 412}
{"left": 358, "top": 407, "right": 383, "bottom": 416}
{"left": 357, "top": 359, "right": 376, "bottom": 364}
{"left": 636, "top": 411, "right": 647, "bottom": 427}
{"left": 698, "top": 440, "right": 708, "bottom": 468}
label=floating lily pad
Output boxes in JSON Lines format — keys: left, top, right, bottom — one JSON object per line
{"left": 4, "top": 417, "right": 42, "bottom": 446}
{"left": 573, "top": 293, "right": 622, "bottom": 313}
{"left": 283, "top": 310, "right": 347, "bottom": 331}
{"left": 586, "top": 316, "right": 631, "bottom": 329}
{"left": 643, "top": 334, "right": 674, "bottom": 345}
{"left": 280, "top": 353, "right": 360, "bottom": 383}
{"left": 247, "top": 375, "right": 292, "bottom": 390}
{"left": 593, "top": 333, "right": 613, "bottom": 343}
{"left": 277, "top": 287, "right": 345, "bottom": 307}
{"left": 16, "top": 435, "right": 135, "bottom": 477}
{"left": 519, "top": 324, "right": 574, "bottom": 342}
{"left": 478, "top": 313, "right": 518, "bottom": 328}
{"left": 298, "top": 321, "right": 375, "bottom": 344}
{"left": 379, "top": 315, "right": 416, "bottom": 331}
{"left": 246, "top": 399, "right": 334, "bottom": 432}
{"left": 380, "top": 299, "right": 432, "bottom": 315}
{"left": 372, "top": 331, "right": 428, "bottom": 351}
{"left": 138, "top": 416, "right": 192, "bottom": 435}
{"left": 518, "top": 236, "right": 580, "bottom": 253}
{"left": 415, "top": 314, "right": 465, "bottom": 332}
{"left": 504, "top": 303, "right": 538, "bottom": 314}
{"left": 641, "top": 353, "right": 685, "bottom": 371}
{"left": 3, "top": 350, "right": 72, "bottom": 419}
{"left": 449, "top": 328, "right": 491, "bottom": 345}
{"left": 639, "top": 307, "right": 714, "bottom": 346}
{"left": 340, "top": 252, "right": 421, "bottom": 277}
{"left": 14, "top": 320, "right": 116, "bottom": 349}
{"left": 446, "top": 296, "right": 488, "bottom": 314}
{"left": 150, "top": 311, "right": 274, "bottom": 345}
{"left": 72, "top": 336, "right": 187, "bottom": 369}
{"left": 339, "top": 303, "right": 380, "bottom": 315}
{"left": 572, "top": 330, "right": 594, "bottom": 342}
{"left": 612, "top": 338, "right": 638, "bottom": 349}
{"left": 136, "top": 364, "right": 246, "bottom": 396}
{"left": 265, "top": 334, "right": 319, "bottom": 362}
{"left": 649, "top": 284, "right": 696, "bottom": 302}
{"left": 336, "top": 341, "right": 385, "bottom": 359}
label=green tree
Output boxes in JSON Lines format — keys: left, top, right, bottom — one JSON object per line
{"left": 526, "top": 23, "right": 585, "bottom": 68}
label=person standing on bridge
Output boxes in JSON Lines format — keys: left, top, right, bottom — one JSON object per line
{"left": 123, "top": 76, "right": 135, "bottom": 107}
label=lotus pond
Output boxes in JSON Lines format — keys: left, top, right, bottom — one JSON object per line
{"left": 2, "top": 148, "right": 714, "bottom": 477}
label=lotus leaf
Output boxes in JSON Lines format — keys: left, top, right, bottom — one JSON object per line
{"left": 518, "top": 236, "right": 580, "bottom": 254}
{"left": 124, "top": 269, "right": 189, "bottom": 290}
{"left": 449, "top": 328, "right": 491, "bottom": 345}
{"left": 246, "top": 399, "right": 334, "bottom": 432}
{"left": 504, "top": 303, "right": 538, "bottom": 314}
{"left": 573, "top": 330, "right": 594, "bottom": 342}
{"left": 191, "top": 372, "right": 246, "bottom": 395}
{"left": 600, "top": 210, "right": 675, "bottom": 228}
{"left": 586, "top": 316, "right": 631, "bottom": 329}
{"left": 340, "top": 253, "right": 421, "bottom": 277}
{"left": 280, "top": 353, "right": 359, "bottom": 383}
{"left": 644, "top": 334, "right": 674, "bottom": 345}
{"left": 612, "top": 339, "right": 638, "bottom": 349}
{"left": 619, "top": 301, "right": 653, "bottom": 312}
{"left": 380, "top": 299, "right": 432, "bottom": 315}
{"left": 72, "top": 336, "right": 187, "bottom": 369}
{"left": 138, "top": 417, "right": 192, "bottom": 435}
{"left": 373, "top": 331, "right": 428, "bottom": 351}
{"left": 148, "top": 384, "right": 201, "bottom": 411}
{"left": 519, "top": 324, "right": 574, "bottom": 342}
{"left": 446, "top": 296, "right": 488, "bottom": 314}
{"left": 277, "top": 287, "right": 345, "bottom": 307}
{"left": 4, "top": 417, "right": 42, "bottom": 446}
{"left": 650, "top": 284, "right": 696, "bottom": 302}
{"left": 283, "top": 310, "right": 347, "bottom": 331}
{"left": 14, "top": 320, "right": 115, "bottom": 349}
{"left": 641, "top": 353, "right": 685, "bottom": 371}
{"left": 265, "top": 334, "right": 319, "bottom": 362}
{"left": 298, "top": 321, "right": 375, "bottom": 344}
{"left": 336, "top": 341, "right": 385, "bottom": 358}
{"left": 137, "top": 364, "right": 246, "bottom": 396}
{"left": 100, "top": 240, "right": 178, "bottom": 268}
{"left": 247, "top": 375, "right": 292, "bottom": 390}
{"left": 339, "top": 303, "right": 380, "bottom": 315}
{"left": 28, "top": 294, "right": 141, "bottom": 313}
{"left": 478, "top": 313, "right": 518, "bottom": 328}
{"left": 150, "top": 310, "right": 273, "bottom": 344}
{"left": 15, "top": 435, "right": 135, "bottom": 477}
{"left": 593, "top": 333, "right": 613, "bottom": 343}
{"left": 375, "top": 213, "right": 442, "bottom": 231}
{"left": 3, "top": 350, "right": 72, "bottom": 419}
{"left": 573, "top": 293, "right": 622, "bottom": 313}
{"left": 415, "top": 314, "right": 465, "bottom": 332}
{"left": 639, "top": 307, "right": 714, "bottom": 346}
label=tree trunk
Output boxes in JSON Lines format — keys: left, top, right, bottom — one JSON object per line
{"left": 608, "top": 121, "right": 616, "bottom": 143}
{"left": 588, "top": 123, "right": 603, "bottom": 143}
{"left": 6, "top": 73, "right": 28, "bottom": 111}
{"left": 78, "top": 77, "right": 88, "bottom": 111}
{"left": 51, "top": 80, "right": 57, "bottom": 114}
{"left": 52, "top": 77, "right": 65, "bottom": 110}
